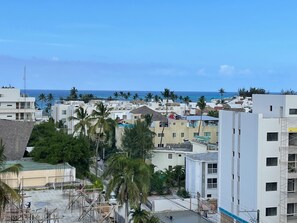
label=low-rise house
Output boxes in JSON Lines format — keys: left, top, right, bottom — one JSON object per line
{"left": 186, "top": 152, "right": 218, "bottom": 199}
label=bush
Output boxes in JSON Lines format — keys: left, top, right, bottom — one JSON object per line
{"left": 177, "top": 189, "right": 190, "bottom": 198}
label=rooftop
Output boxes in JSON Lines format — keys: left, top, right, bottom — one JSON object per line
{"left": 5, "top": 160, "right": 73, "bottom": 171}
{"left": 184, "top": 116, "right": 219, "bottom": 121}
{"left": 187, "top": 152, "right": 218, "bottom": 162}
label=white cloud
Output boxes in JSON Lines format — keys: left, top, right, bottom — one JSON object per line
{"left": 219, "top": 64, "right": 235, "bottom": 75}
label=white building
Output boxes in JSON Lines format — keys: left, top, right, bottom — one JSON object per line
{"left": 0, "top": 87, "right": 35, "bottom": 121}
{"left": 186, "top": 152, "right": 218, "bottom": 199}
{"left": 219, "top": 94, "right": 297, "bottom": 223}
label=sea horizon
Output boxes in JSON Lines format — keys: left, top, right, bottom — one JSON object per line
{"left": 21, "top": 89, "right": 238, "bottom": 103}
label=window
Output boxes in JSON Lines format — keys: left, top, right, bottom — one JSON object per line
{"left": 62, "top": 110, "right": 67, "bottom": 115}
{"left": 158, "top": 133, "right": 164, "bottom": 137}
{"left": 232, "top": 174, "right": 234, "bottom": 180}
{"left": 168, "top": 154, "right": 173, "bottom": 159}
{"left": 266, "top": 207, "right": 277, "bottom": 216}
{"left": 204, "top": 132, "right": 211, "bottom": 137}
{"left": 267, "top": 132, "right": 278, "bottom": 141}
{"left": 173, "top": 122, "right": 176, "bottom": 125}
{"left": 287, "top": 203, "right": 295, "bottom": 215}
{"left": 181, "top": 133, "right": 184, "bottom": 137}
{"left": 232, "top": 197, "right": 234, "bottom": 202}
{"left": 168, "top": 165, "right": 173, "bottom": 171}
{"left": 288, "top": 179, "right": 295, "bottom": 192}
{"left": 208, "top": 163, "right": 217, "bottom": 174}
{"left": 239, "top": 129, "right": 241, "bottom": 135}
{"left": 270, "top": 105, "right": 273, "bottom": 111}
{"left": 233, "top": 128, "right": 235, "bottom": 134}
{"left": 289, "top": 109, "right": 297, "bottom": 115}
{"left": 207, "top": 194, "right": 211, "bottom": 198}
{"left": 7, "top": 115, "right": 12, "bottom": 117}
{"left": 266, "top": 182, "right": 277, "bottom": 191}
{"left": 172, "top": 133, "right": 176, "bottom": 138}
{"left": 232, "top": 151, "right": 235, "bottom": 157}
{"left": 207, "top": 178, "right": 217, "bottom": 189}
{"left": 7, "top": 104, "right": 12, "bottom": 107}
{"left": 157, "top": 144, "right": 164, "bottom": 147}
{"left": 266, "top": 157, "right": 278, "bottom": 166}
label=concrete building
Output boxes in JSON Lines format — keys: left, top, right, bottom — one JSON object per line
{"left": 219, "top": 94, "right": 297, "bottom": 223}
{"left": 2, "top": 159, "right": 76, "bottom": 188}
{"left": 186, "top": 152, "right": 218, "bottom": 199}
{"left": 0, "top": 87, "right": 35, "bottom": 121}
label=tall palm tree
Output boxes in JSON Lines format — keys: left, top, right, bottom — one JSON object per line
{"left": 69, "top": 87, "right": 78, "bottom": 100}
{"left": 145, "top": 93, "right": 154, "bottom": 102}
{"left": 68, "top": 107, "right": 91, "bottom": 136}
{"left": 218, "top": 88, "right": 225, "bottom": 103}
{"left": 0, "top": 139, "right": 22, "bottom": 216}
{"left": 90, "top": 102, "right": 112, "bottom": 176}
{"left": 154, "top": 95, "right": 160, "bottom": 103}
{"left": 197, "top": 96, "right": 206, "bottom": 136}
{"left": 132, "top": 93, "right": 139, "bottom": 101}
{"left": 183, "top": 96, "right": 191, "bottom": 115}
{"left": 38, "top": 93, "right": 47, "bottom": 109}
{"left": 104, "top": 154, "right": 151, "bottom": 223}
{"left": 113, "top": 91, "right": 119, "bottom": 99}
{"left": 159, "top": 88, "right": 171, "bottom": 147}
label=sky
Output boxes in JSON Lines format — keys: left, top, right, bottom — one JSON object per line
{"left": 1, "top": 0, "right": 297, "bottom": 92}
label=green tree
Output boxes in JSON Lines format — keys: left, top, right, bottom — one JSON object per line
{"left": 69, "top": 107, "right": 91, "bottom": 136}
{"left": 133, "top": 93, "right": 139, "bottom": 100}
{"left": 103, "top": 154, "right": 151, "bottom": 223}
{"left": 122, "top": 120, "right": 155, "bottom": 160}
{"left": 159, "top": 88, "right": 171, "bottom": 147}
{"left": 113, "top": 92, "right": 119, "bottom": 99}
{"left": 154, "top": 95, "right": 160, "bottom": 103}
{"left": 173, "top": 165, "right": 185, "bottom": 190}
{"left": 197, "top": 96, "right": 206, "bottom": 136}
{"left": 207, "top": 110, "right": 219, "bottom": 118}
{"left": 145, "top": 93, "right": 154, "bottom": 102}
{"left": 89, "top": 102, "right": 112, "bottom": 176}
{"left": 38, "top": 93, "right": 47, "bottom": 109}
{"left": 218, "top": 88, "right": 225, "bottom": 103}
{"left": 131, "top": 206, "right": 150, "bottom": 223}
{"left": 281, "top": 89, "right": 297, "bottom": 95}
{"left": 0, "top": 139, "right": 22, "bottom": 215}
{"left": 30, "top": 121, "right": 91, "bottom": 177}
{"left": 69, "top": 87, "right": 78, "bottom": 100}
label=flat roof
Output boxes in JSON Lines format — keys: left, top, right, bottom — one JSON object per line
{"left": 184, "top": 116, "right": 219, "bottom": 121}
{"left": 5, "top": 160, "right": 73, "bottom": 171}
{"left": 187, "top": 152, "right": 218, "bottom": 162}
{"left": 155, "top": 210, "right": 210, "bottom": 223}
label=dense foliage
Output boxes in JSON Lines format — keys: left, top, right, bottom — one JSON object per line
{"left": 122, "top": 120, "right": 155, "bottom": 160}
{"left": 238, "top": 87, "right": 268, "bottom": 98}
{"left": 29, "top": 121, "right": 92, "bottom": 178}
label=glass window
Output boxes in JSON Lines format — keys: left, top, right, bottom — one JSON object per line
{"left": 208, "top": 163, "right": 217, "bottom": 174}
{"left": 168, "top": 154, "right": 172, "bottom": 159}
{"left": 266, "top": 207, "right": 277, "bottom": 216}
{"left": 181, "top": 133, "right": 184, "bottom": 137}
{"left": 267, "top": 132, "right": 278, "bottom": 141}
{"left": 207, "top": 178, "right": 217, "bottom": 189}
{"left": 204, "top": 132, "right": 211, "bottom": 137}
{"left": 158, "top": 133, "right": 164, "bottom": 137}
{"left": 266, "top": 182, "right": 277, "bottom": 191}
{"left": 62, "top": 110, "right": 67, "bottom": 115}
{"left": 289, "top": 109, "right": 297, "bottom": 115}
{"left": 172, "top": 133, "right": 176, "bottom": 138}
{"left": 266, "top": 157, "right": 278, "bottom": 166}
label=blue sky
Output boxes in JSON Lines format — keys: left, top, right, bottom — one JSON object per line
{"left": 1, "top": 1, "right": 297, "bottom": 92}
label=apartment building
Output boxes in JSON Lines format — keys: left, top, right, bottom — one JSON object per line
{"left": 186, "top": 152, "right": 218, "bottom": 199}
{"left": 219, "top": 94, "right": 297, "bottom": 223}
{"left": 0, "top": 87, "right": 35, "bottom": 121}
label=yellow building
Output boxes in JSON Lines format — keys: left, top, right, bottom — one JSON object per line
{"left": 1, "top": 160, "right": 76, "bottom": 188}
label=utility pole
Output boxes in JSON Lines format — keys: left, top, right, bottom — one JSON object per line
{"left": 197, "top": 192, "right": 201, "bottom": 214}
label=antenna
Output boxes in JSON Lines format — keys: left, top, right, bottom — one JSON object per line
{"left": 23, "top": 66, "right": 27, "bottom": 121}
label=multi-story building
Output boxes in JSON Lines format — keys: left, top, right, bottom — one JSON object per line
{"left": 219, "top": 94, "right": 297, "bottom": 223}
{"left": 186, "top": 152, "right": 218, "bottom": 199}
{"left": 0, "top": 87, "right": 35, "bottom": 121}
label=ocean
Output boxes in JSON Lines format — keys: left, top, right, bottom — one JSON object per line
{"left": 21, "top": 89, "right": 237, "bottom": 103}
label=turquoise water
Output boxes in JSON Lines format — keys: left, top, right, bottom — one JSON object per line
{"left": 22, "top": 89, "right": 237, "bottom": 103}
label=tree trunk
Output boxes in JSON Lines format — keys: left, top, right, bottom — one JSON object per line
{"left": 159, "top": 100, "right": 168, "bottom": 147}
{"left": 125, "top": 200, "right": 129, "bottom": 223}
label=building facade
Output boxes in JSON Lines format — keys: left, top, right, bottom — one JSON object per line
{"left": 0, "top": 87, "right": 35, "bottom": 121}
{"left": 219, "top": 94, "right": 297, "bottom": 223}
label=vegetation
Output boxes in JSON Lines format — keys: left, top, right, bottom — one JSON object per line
{"left": 29, "top": 121, "right": 92, "bottom": 178}
{"left": 218, "top": 88, "right": 225, "bottom": 103}
{"left": 238, "top": 87, "right": 268, "bottom": 98}
{"left": 131, "top": 206, "right": 160, "bottom": 223}
{"left": 103, "top": 154, "right": 151, "bottom": 223}
{"left": 281, "top": 89, "right": 297, "bottom": 95}
{"left": 0, "top": 139, "right": 22, "bottom": 215}
{"left": 207, "top": 110, "right": 219, "bottom": 118}
{"left": 197, "top": 96, "right": 206, "bottom": 136}
{"left": 122, "top": 120, "right": 155, "bottom": 160}
{"left": 69, "top": 107, "right": 91, "bottom": 136}
{"left": 176, "top": 188, "right": 190, "bottom": 198}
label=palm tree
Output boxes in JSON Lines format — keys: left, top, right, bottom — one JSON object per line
{"left": 0, "top": 139, "right": 22, "bottom": 216}
{"left": 145, "top": 93, "right": 154, "bottom": 102}
{"left": 159, "top": 88, "right": 171, "bottom": 147}
{"left": 103, "top": 154, "right": 151, "bottom": 223}
{"left": 89, "top": 102, "right": 112, "bottom": 176}
{"left": 183, "top": 96, "right": 191, "bottom": 115}
{"left": 218, "top": 88, "right": 225, "bottom": 103}
{"left": 68, "top": 107, "right": 91, "bottom": 136}
{"left": 38, "top": 93, "right": 47, "bottom": 109}
{"left": 154, "top": 95, "right": 160, "bottom": 103}
{"left": 113, "top": 91, "right": 119, "bottom": 99}
{"left": 69, "top": 87, "right": 78, "bottom": 100}
{"left": 197, "top": 96, "right": 206, "bottom": 136}
{"left": 173, "top": 165, "right": 185, "bottom": 190}
{"left": 131, "top": 206, "right": 150, "bottom": 223}
{"left": 132, "top": 93, "right": 139, "bottom": 101}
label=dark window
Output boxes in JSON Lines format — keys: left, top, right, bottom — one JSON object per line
{"left": 239, "top": 129, "right": 241, "bottom": 135}
{"left": 207, "top": 194, "right": 211, "bottom": 198}
{"left": 267, "top": 132, "right": 278, "bottom": 141}
{"left": 158, "top": 133, "right": 164, "bottom": 137}
{"left": 208, "top": 163, "right": 217, "bottom": 174}
{"left": 181, "top": 133, "right": 184, "bottom": 137}
{"left": 289, "top": 109, "right": 297, "bottom": 115}
{"left": 266, "top": 157, "right": 278, "bottom": 166}
{"left": 207, "top": 178, "right": 217, "bottom": 189}
{"left": 172, "top": 133, "right": 176, "bottom": 138}
{"left": 266, "top": 182, "right": 277, "bottom": 191}
{"left": 270, "top": 105, "right": 273, "bottom": 111}
{"left": 266, "top": 207, "right": 277, "bottom": 216}
{"left": 233, "top": 128, "right": 235, "bottom": 134}
{"left": 168, "top": 154, "right": 173, "bottom": 159}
